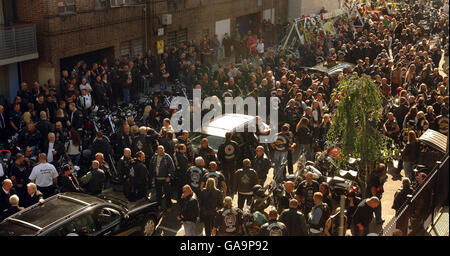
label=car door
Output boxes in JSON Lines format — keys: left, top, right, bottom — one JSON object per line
{"left": 45, "top": 211, "right": 99, "bottom": 236}
{"left": 92, "top": 206, "right": 123, "bottom": 236}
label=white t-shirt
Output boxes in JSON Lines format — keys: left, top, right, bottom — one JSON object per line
{"left": 0, "top": 163, "right": 4, "bottom": 177}
{"left": 29, "top": 163, "right": 58, "bottom": 187}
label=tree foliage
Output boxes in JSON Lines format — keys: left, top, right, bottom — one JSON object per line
{"left": 327, "top": 76, "right": 395, "bottom": 176}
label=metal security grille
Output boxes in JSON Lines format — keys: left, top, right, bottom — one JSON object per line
{"left": 177, "top": 29, "right": 188, "bottom": 46}
{"left": 167, "top": 29, "right": 188, "bottom": 48}
{"left": 0, "top": 24, "right": 38, "bottom": 63}
{"left": 132, "top": 39, "right": 144, "bottom": 58}
{"left": 120, "top": 41, "right": 131, "bottom": 58}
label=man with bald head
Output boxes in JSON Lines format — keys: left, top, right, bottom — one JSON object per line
{"left": 150, "top": 145, "right": 175, "bottom": 211}
{"left": 80, "top": 160, "right": 106, "bottom": 195}
{"left": 351, "top": 196, "right": 380, "bottom": 236}
{"left": 29, "top": 153, "right": 58, "bottom": 198}
{"left": 279, "top": 199, "right": 309, "bottom": 236}
{"left": 0, "top": 179, "right": 16, "bottom": 212}
{"left": 233, "top": 159, "right": 258, "bottom": 210}
{"left": 295, "top": 172, "right": 320, "bottom": 215}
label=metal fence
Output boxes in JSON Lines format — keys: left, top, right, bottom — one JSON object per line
{"left": 381, "top": 153, "right": 449, "bottom": 236}
{"left": 0, "top": 24, "right": 38, "bottom": 61}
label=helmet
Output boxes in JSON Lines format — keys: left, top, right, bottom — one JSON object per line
{"left": 252, "top": 185, "right": 264, "bottom": 197}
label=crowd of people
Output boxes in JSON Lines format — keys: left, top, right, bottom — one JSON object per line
{"left": 0, "top": 0, "right": 449, "bottom": 236}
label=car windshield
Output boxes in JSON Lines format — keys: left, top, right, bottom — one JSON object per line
{"left": 12, "top": 198, "right": 85, "bottom": 229}
{"left": 190, "top": 134, "right": 225, "bottom": 152}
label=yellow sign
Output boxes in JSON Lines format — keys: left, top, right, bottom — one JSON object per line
{"left": 157, "top": 40, "right": 165, "bottom": 55}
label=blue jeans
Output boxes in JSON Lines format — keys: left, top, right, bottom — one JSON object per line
{"left": 183, "top": 221, "right": 198, "bottom": 236}
{"left": 69, "top": 154, "right": 80, "bottom": 166}
{"left": 403, "top": 161, "right": 414, "bottom": 180}
{"left": 123, "top": 88, "right": 130, "bottom": 104}
{"left": 299, "top": 144, "right": 312, "bottom": 161}
{"left": 273, "top": 151, "right": 288, "bottom": 183}
{"left": 160, "top": 80, "right": 168, "bottom": 91}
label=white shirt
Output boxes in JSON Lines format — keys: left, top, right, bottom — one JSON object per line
{"left": 47, "top": 142, "right": 54, "bottom": 163}
{"left": 257, "top": 43, "right": 264, "bottom": 54}
{"left": 0, "top": 163, "right": 4, "bottom": 177}
{"left": 29, "top": 163, "right": 58, "bottom": 187}
{"left": 79, "top": 83, "right": 92, "bottom": 92}
{"left": 79, "top": 94, "right": 93, "bottom": 110}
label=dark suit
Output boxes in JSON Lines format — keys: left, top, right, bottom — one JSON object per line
{"left": 1, "top": 206, "right": 24, "bottom": 221}
{"left": 0, "top": 112, "right": 8, "bottom": 144}
{"left": 21, "top": 190, "right": 44, "bottom": 208}
{"left": 69, "top": 109, "right": 84, "bottom": 130}
{"left": 40, "top": 140, "right": 65, "bottom": 164}
{"left": 0, "top": 188, "right": 16, "bottom": 212}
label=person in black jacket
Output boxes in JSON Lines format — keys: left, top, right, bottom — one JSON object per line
{"left": 218, "top": 132, "right": 239, "bottom": 196}
{"left": 90, "top": 132, "right": 113, "bottom": 161}
{"left": 36, "top": 111, "right": 53, "bottom": 139}
{"left": 173, "top": 144, "right": 190, "bottom": 202}
{"left": 9, "top": 153, "right": 29, "bottom": 199}
{"left": 22, "top": 183, "right": 44, "bottom": 208}
{"left": 40, "top": 133, "right": 65, "bottom": 165}
{"left": 253, "top": 146, "right": 271, "bottom": 185}
{"left": 58, "top": 164, "right": 80, "bottom": 193}
{"left": 178, "top": 185, "right": 200, "bottom": 236}
{"left": 258, "top": 208, "right": 287, "bottom": 236}
{"left": 68, "top": 103, "right": 83, "bottom": 131}
{"left": 150, "top": 146, "right": 175, "bottom": 210}
{"left": 279, "top": 199, "right": 309, "bottom": 236}
{"left": 351, "top": 197, "right": 380, "bottom": 236}
{"left": 195, "top": 138, "right": 217, "bottom": 167}
{"left": 199, "top": 178, "right": 224, "bottom": 236}
{"left": 117, "top": 148, "right": 134, "bottom": 200}
{"left": 80, "top": 160, "right": 106, "bottom": 195}
{"left": 233, "top": 159, "right": 258, "bottom": 210}
{"left": 1, "top": 195, "right": 24, "bottom": 221}
{"left": 133, "top": 151, "right": 150, "bottom": 201}
{"left": 392, "top": 177, "right": 413, "bottom": 236}
{"left": 0, "top": 179, "right": 16, "bottom": 212}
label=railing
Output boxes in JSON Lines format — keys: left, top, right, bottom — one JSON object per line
{"left": 0, "top": 24, "right": 38, "bottom": 64}
{"left": 381, "top": 153, "right": 449, "bottom": 236}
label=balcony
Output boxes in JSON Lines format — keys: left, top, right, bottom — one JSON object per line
{"left": 0, "top": 24, "right": 38, "bottom": 66}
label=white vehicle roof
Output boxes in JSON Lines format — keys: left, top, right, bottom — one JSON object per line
{"left": 202, "top": 114, "right": 257, "bottom": 138}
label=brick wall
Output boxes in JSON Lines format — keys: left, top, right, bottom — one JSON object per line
{"left": 15, "top": 0, "right": 288, "bottom": 84}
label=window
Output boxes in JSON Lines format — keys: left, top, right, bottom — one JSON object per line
{"left": 120, "top": 41, "right": 131, "bottom": 58}
{"left": 111, "top": 0, "right": 144, "bottom": 8}
{"left": 95, "top": 208, "right": 121, "bottom": 229}
{"left": 110, "top": 0, "right": 125, "bottom": 8}
{"left": 167, "top": 29, "right": 188, "bottom": 48}
{"left": 47, "top": 212, "right": 98, "bottom": 236}
{"left": 58, "top": 0, "right": 76, "bottom": 16}
{"left": 95, "top": 0, "right": 108, "bottom": 10}
{"left": 132, "top": 39, "right": 144, "bottom": 58}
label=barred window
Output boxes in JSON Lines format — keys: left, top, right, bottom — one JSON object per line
{"left": 58, "top": 0, "right": 76, "bottom": 16}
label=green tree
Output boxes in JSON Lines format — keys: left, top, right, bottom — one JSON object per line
{"left": 327, "top": 76, "right": 395, "bottom": 187}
